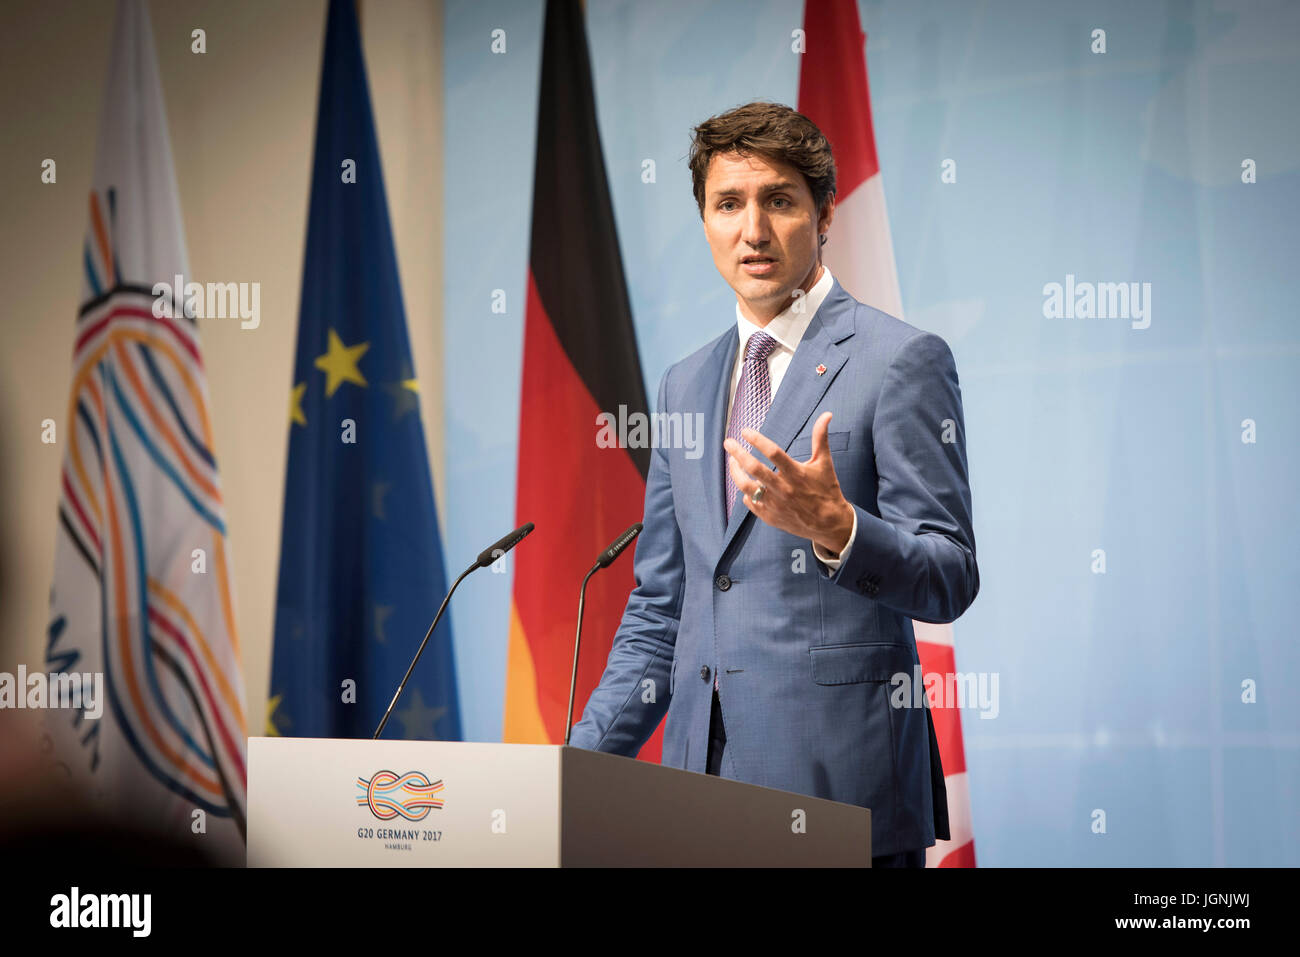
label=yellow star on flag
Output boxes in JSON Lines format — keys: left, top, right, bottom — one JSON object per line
{"left": 266, "top": 694, "right": 285, "bottom": 736}
{"left": 289, "top": 382, "right": 307, "bottom": 426}
{"left": 314, "top": 329, "right": 369, "bottom": 397}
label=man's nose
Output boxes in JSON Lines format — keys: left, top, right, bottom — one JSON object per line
{"left": 741, "top": 204, "right": 770, "bottom": 246}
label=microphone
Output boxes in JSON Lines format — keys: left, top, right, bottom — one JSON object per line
{"left": 563, "top": 522, "right": 642, "bottom": 746}
{"left": 594, "top": 522, "right": 642, "bottom": 569}
{"left": 374, "top": 522, "right": 535, "bottom": 739}
{"left": 476, "top": 523, "right": 534, "bottom": 569}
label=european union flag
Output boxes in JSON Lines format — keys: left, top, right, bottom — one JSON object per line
{"left": 269, "top": 0, "right": 461, "bottom": 742}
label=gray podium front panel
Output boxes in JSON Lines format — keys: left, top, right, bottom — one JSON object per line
{"left": 559, "top": 746, "right": 871, "bottom": 867}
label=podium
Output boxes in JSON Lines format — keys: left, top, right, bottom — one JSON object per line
{"left": 247, "top": 737, "right": 871, "bottom": 866}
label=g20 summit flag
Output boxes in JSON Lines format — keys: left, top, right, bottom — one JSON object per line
{"left": 269, "top": 0, "right": 462, "bottom": 743}
{"left": 47, "top": 0, "right": 248, "bottom": 862}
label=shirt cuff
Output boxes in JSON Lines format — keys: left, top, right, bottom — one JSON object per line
{"left": 812, "top": 508, "right": 857, "bottom": 573}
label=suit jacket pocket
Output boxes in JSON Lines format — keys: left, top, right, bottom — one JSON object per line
{"left": 809, "top": 642, "right": 914, "bottom": 685}
{"left": 788, "top": 429, "right": 850, "bottom": 462}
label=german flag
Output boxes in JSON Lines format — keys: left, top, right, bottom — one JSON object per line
{"left": 503, "top": 0, "right": 664, "bottom": 762}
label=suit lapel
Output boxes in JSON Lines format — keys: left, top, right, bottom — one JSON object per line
{"left": 718, "top": 279, "right": 857, "bottom": 559}
{"left": 687, "top": 327, "right": 738, "bottom": 555}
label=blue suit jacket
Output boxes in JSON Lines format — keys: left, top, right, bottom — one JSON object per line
{"left": 569, "top": 276, "right": 979, "bottom": 856}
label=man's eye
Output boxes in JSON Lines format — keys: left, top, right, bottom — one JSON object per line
{"left": 770, "top": 197, "right": 790, "bottom": 208}
{"left": 719, "top": 201, "right": 737, "bottom": 211}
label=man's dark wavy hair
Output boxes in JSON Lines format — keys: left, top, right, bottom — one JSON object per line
{"left": 688, "top": 101, "right": 837, "bottom": 220}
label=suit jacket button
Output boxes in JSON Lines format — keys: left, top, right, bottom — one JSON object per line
{"left": 715, "top": 574, "right": 732, "bottom": 592}
{"left": 699, "top": 665, "right": 711, "bottom": 682}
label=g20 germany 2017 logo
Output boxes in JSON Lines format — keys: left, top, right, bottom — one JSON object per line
{"left": 356, "top": 770, "right": 445, "bottom": 821}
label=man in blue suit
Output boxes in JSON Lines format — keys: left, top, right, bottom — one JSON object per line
{"left": 569, "top": 102, "right": 978, "bottom": 867}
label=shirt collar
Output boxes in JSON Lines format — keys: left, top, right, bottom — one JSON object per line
{"left": 735, "top": 264, "right": 834, "bottom": 356}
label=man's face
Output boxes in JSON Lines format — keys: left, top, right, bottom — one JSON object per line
{"left": 701, "top": 150, "right": 833, "bottom": 324}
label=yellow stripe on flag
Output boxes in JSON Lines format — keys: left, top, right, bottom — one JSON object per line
{"left": 502, "top": 602, "right": 552, "bottom": 744}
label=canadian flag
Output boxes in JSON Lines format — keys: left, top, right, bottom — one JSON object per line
{"left": 798, "top": 0, "right": 976, "bottom": 868}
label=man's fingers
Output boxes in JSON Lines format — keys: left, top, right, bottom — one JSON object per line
{"left": 724, "top": 438, "right": 774, "bottom": 487}
{"left": 809, "top": 411, "right": 833, "bottom": 460}
{"left": 727, "top": 454, "right": 761, "bottom": 495}
{"left": 741, "top": 426, "right": 779, "bottom": 460}
{"left": 742, "top": 427, "right": 798, "bottom": 475}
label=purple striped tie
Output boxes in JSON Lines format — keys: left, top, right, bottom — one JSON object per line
{"left": 724, "top": 331, "right": 780, "bottom": 521}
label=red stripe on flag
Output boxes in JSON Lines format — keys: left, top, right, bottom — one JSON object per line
{"left": 939, "top": 840, "right": 977, "bottom": 868}
{"left": 917, "top": 639, "right": 968, "bottom": 776}
{"left": 75, "top": 305, "right": 201, "bottom": 367}
{"left": 798, "top": 0, "right": 880, "bottom": 195}
{"left": 148, "top": 606, "right": 247, "bottom": 780}
{"left": 61, "top": 470, "right": 102, "bottom": 555}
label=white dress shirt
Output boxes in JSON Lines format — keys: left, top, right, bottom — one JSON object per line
{"left": 726, "top": 264, "right": 858, "bottom": 572}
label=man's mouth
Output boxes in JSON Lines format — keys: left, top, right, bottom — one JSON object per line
{"left": 741, "top": 256, "right": 777, "bottom": 274}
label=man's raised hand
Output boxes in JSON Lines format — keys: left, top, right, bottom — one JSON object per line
{"left": 723, "top": 411, "right": 855, "bottom": 556}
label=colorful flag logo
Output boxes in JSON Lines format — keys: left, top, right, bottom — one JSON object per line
{"left": 47, "top": 0, "right": 247, "bottom": 863}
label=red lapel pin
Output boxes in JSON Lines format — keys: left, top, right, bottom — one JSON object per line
{"left": 816, "top": 363, "right": 827, "bottom": 376}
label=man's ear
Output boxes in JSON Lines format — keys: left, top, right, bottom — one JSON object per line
{"left": 818, "top": 195, "right": 836, "bottom": 235}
